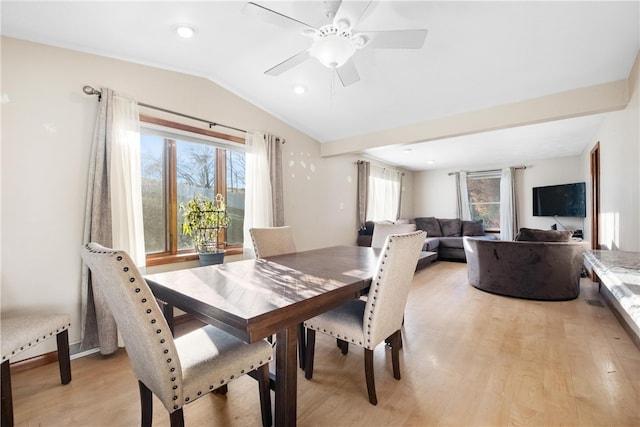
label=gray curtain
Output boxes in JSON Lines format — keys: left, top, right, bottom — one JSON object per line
{"left": 357, "top": 160, "right": 370, "bottom": 229}
{"left": 80, "top": 88, "right": 118, "bottom": 354}
{"left": 266, "top": 134, "right": 284, "bottom": 227}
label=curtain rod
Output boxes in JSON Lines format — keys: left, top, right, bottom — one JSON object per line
{"left": 448, "top": 166, "right": 526, "bottom": 176}
{"left": 83, "top": 85, "right": 247, "bottom": 134}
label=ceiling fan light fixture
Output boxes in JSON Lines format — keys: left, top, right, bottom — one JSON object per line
{"left": 309, "top": 33, "right": 356, "bottom": 68}
{"left": 176, "top": 25, "right": 197, "bottom": 38}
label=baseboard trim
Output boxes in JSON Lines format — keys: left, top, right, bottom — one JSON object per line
{"left": 9, "top": 314, "right": 197, "bottom": 374}
{"left": 10, "top": 351, "right": 59, "bottom": 374}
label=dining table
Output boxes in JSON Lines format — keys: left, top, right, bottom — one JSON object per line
{"left": 144, "top": 245, "right": 380, "bottom": 427}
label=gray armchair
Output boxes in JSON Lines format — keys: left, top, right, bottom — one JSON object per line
{"left": 463, "top": 236, "right": 587, "bottom": 301}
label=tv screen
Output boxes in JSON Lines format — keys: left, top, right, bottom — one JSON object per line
{"left": 533, "top": 182, "right": 586, "bottom": 217}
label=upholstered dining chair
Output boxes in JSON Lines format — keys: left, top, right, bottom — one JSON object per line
{"left": 1, "top": 312, "right": 72, "bottom": 427}
{"left": 249, "top": 226, "right": 307, "bottom": 368}
{"left": 81, "top": 243, "right": 273, "bottom": 427}
{"left": 303, "top": 231, "right": 425, "bottom": 405}
{"left": 249, "top": 226, "right": 297, "bottom": 258}
{"left": 370, "top": 222, "right": 417, "bottom": 249}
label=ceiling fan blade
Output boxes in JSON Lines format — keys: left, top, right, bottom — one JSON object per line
{"left": 365, "top": 29, "right": 428, "bottom": 49}
{"left": 333, "top": 0, "right": 372, "bottom": 29}
{"left": 336, "top": 59, "right": 360, "bottom": 87}
{"left": 242, "top": 2, "right": 316, "bottom": 35}
{"left": 265, "top": 50, "right": 310, "bottom": 76}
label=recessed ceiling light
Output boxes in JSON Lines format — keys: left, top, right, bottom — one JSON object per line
{"left": 293, "top": 85, "right": 306, "bottom": 95}
{"left": 176, "top": 25, "right": 197, "bottom": 38}
{"left": 426, "top": 160, "right": 435, "bottom": 164}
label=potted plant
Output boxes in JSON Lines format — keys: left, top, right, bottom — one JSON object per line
{"left": 179, "top": 193, "right": 230, "bottom": 266}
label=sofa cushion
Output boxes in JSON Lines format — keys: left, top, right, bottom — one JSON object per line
{"left": 514, "top": 227, "right": 573, "bottom": 242}
{"left": 438, "top": 218, "right": 462, "bottom": 237}
{"left": 462, "top": 220, "right": 485, "bottom": 236}
{"left": 414, "top": 217, "right": 442, "bottom": 237}
{"left": 423, "top": 237, "right": 440, "bottom": 252}
{"left": 438, "top": 236, "right": 465, "bottom": 249}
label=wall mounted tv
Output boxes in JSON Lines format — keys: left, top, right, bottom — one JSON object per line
{"left": 532, "top": 182, "right": 586, "bottom": 217}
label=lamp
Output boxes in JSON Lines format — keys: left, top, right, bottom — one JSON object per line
{"left": 309, "top": 24, "right": 357, "bottom": 69}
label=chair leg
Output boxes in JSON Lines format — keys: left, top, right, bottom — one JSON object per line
{"left": 56, "top": 329, "right": 72, "bottom": 384}
{"left": 169, "top": 409, "right": 185, "bottom": 427}
{"left": 139, "top": 381, "right": 153, "bottom": 427}
{"left": 256, "top": 364, "right": 272, "bottom": 427}
{"left": 338, "top": 339, "right": 349, "bottom": 355}
{"left": 390, "top": 330, "right": 402, "bottom": 380}
{"left": 297, "top": 323, "right": 306, "bottom": 370}
{"left": 364, "top": 349, "right": 377, "bottom": 405}
{"left": 304, "top": 329, "right": 316, "bottom": 380}
{"left": 1, "top": 360, "right": 13, "bottom": 427}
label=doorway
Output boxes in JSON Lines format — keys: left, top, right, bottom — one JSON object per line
{"left": 590, "top": 142, "right": 601, "bottom": 249}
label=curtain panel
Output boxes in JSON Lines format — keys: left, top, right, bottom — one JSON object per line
{"left": 242, "top": 132, "right": 284, "bottom": 256}
{"left": 356, "top": 160, "right": 370, "bottom": 230}
{"left": 500, "top": 167, "right": 518, "bottom": 240}
{"left": 456, "top": 172, "right": 471, "bottom": 220}
{"left": 366, "top": 165, "right": 402, "bottom": 221}
{"left": 80, "top": 88, "right": 145, "bottom": 354}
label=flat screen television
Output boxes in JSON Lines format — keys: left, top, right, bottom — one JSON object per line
{"left": 533, "top": 182, "right": 586, "bottom": 217}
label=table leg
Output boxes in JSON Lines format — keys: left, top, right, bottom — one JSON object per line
{"left": 275, "top": 325, "right": 297, "bottom": 427}
{"left": 160, "top": 301, "right": 175, "bottom": 336}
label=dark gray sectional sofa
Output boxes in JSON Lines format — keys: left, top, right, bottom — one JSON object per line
{"left": 358, "top": 217, "right": 498, "bottom": 261}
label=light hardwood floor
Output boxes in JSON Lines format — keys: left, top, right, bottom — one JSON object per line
{"left": 9, "top": 261, "right": 640, "bottom": 426}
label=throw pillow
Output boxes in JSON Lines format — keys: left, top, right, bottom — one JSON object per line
{"left": 438, "top": 218, "right": 462, "bottom": 237}
{"left": 514, "top": 227, "right": 573, "bottom": 242}
{"left": 414, "top": 217, "right": 442, "bottom": 237}
{"left": 462, "top": 220, "right": 485, "bottom": 236}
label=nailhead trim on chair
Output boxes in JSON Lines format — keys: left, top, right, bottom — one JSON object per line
{"left": 1, "top": 323, "right": 71, "bottom": 361}
{"left": 103, "top": 250, "right": 183, "bottom": 410}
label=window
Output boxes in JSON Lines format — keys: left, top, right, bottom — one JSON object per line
{"left": 466, "top": 171, "right": 501, "bottom": 231}
{"left": 140, "top": 117, "right": 245, "bottom": 265}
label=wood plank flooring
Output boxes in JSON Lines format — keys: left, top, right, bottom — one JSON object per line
{"left": 9, "top": 261, "right": 640, "bottom": 426}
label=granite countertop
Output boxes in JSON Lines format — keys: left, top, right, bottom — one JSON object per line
{"left": 584, "top": 250, "right": 640, "bottom": 286}
{"left": 584, "top": 250, "right": 640, "bottom": 338}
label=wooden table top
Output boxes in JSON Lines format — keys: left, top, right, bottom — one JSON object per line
{"left": 145, "top": 245, "right": 379, "bottom": 343}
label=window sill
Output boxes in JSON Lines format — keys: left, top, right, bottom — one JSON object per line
{"left": 146, "top": 247, "right": 244, "bottom": 267}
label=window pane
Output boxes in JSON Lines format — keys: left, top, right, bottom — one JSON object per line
{"left": 467, "top": 177, "right": 501, "bottom": 230}
{"left": 176, "top": 140, "right": 217, "bottom": 250}
{"left": 141, "top": 135, "right": 166, "bottom": 254}
{"left": 470, "top": 203, "right": 500, "bottom": 229}
{"left": 226, "top": 150, "right": 245, "bottom": 245}
{"left": 467, "top": 178, "right": 500, "bottom": 203}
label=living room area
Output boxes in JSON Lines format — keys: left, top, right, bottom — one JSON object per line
{"left": 2, "top": 2, "right": 639, "bottom": 426}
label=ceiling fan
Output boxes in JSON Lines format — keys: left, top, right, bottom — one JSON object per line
{"left": 242, "top": 1, "right": 428, "bottom": 87}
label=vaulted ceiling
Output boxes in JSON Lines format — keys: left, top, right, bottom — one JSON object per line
{"left": 2, "top": 1, "right": 638, "bottom": 170}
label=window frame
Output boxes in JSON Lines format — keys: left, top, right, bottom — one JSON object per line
{"left": 140, "top": 115, "right": 245, "bottom": 266}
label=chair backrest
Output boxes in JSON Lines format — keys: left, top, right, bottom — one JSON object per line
{"left": 250, "top": 226, "right": 297, "bottom": 258}
{"left": 370, "top": 222, "right": 417, "bottom": 249}
{"left": 81, "top": 243, "right": 183, "bottom": 412}
{"left": 364, "top": 231, "right": 425, "bottom": 349}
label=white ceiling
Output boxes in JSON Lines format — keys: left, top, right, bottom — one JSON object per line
{"left": 2, "top": 1, "right": 639, "bottom": 171}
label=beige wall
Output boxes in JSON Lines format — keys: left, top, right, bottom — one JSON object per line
{"left": 1, "top": 37, "right": 412, "bottom": 359}
{"left": 583, "top": 53, "right": 640, "bottom": 251}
